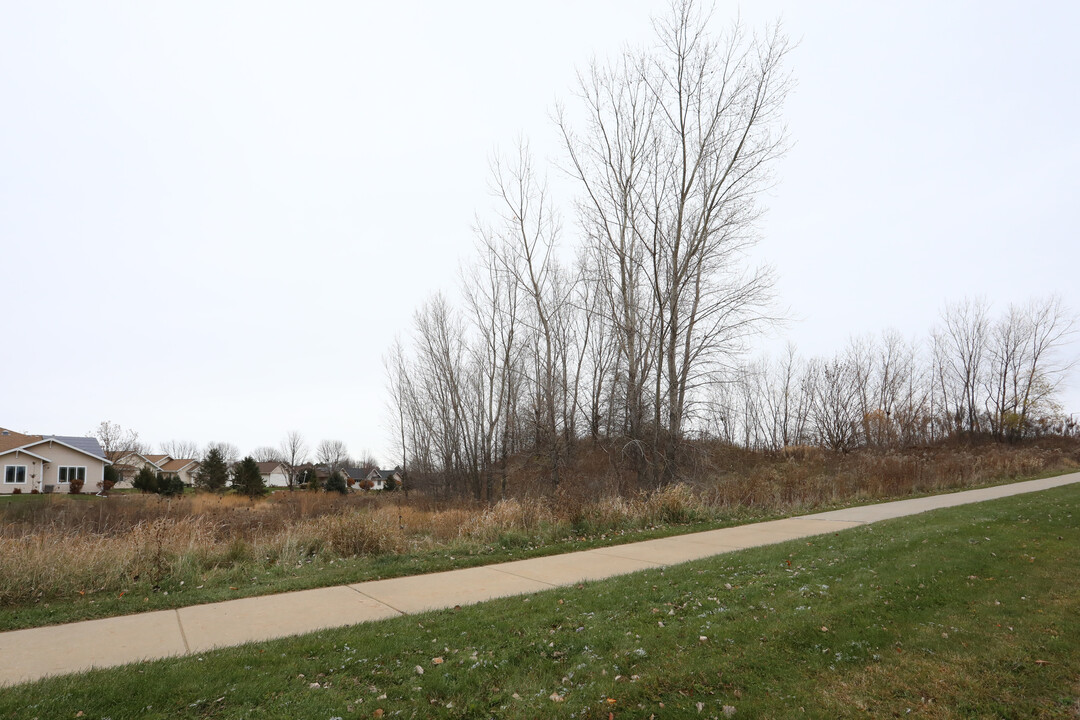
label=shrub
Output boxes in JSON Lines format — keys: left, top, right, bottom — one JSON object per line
{"left": 69, "top": 476, "right": 85, "bottom": 495}
{"left": 319, "top": 512, "right": 401, "bottom": 556}
{"left": 158, "top": 475, "right": 185, "bottom": 498}
{"left": 643, "top": 483, "right": 704, "bottom": 524}
{"left": 11, "top": 488, "right": 21, "bottom": 495}
{"left": 102, "top": 465, "right": 120, "bottom": 492}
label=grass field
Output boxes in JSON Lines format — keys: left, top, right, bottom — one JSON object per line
{"left": 3, "top": 483, "right": 1077, "bottom": 719}
{"left": 4, "top": 466, "right": 1075, "bottom": 633}
{"left": 4, "top": 438, "right": 1076, "bottom": 633}
{"left": 0, "top": 488, "right": 780, "bottom": 632}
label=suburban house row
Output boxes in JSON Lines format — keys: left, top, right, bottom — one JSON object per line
{"left": 2, "top": 426, "right": 402, "bottom": 494}
{"left": 113, "top": 456, "right": 402, "bottom": 490}
{"left": 296, "top": 463, "right": 403, "bottom": 490}
{"left": 112, "top": 451, "right": 201, "bottom": 488}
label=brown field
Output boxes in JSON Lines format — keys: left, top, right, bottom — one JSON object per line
{"left": 1, "top": 439, "right": 1077, "bottom": 610}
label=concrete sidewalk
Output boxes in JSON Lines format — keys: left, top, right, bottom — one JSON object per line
{"left": 2, "top": 472, "right": 1077, "bottom": 686}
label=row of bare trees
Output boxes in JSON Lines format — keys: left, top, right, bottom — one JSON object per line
{"left": 386, "top": 1, "right": 793, "bottom": 497}
{"left": 714, "top": 297, "right": 1076, "bottom": 451}
{"left": 383, "top": 2, "right": 1076, "bottom": 499}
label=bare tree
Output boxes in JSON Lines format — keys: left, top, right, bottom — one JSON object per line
{"left": 985, "top": 295, "right": 1077, "bottom": 438}
{"left": 807, "top": 356, "right": 859, "bottom": 452}
{"left": 206, "top": 441, "right": 240, "bottom": 466}
{"left": 750, "top": 344, "right": 811, "bottom": 449}
{"left": 933, "top": 298, "right": 990, "bottom": 436}
{"left": 385, "top": 339, "right": 410, "bottom": 479}
{"left": 355, "top": 451, "right": 380, "bottom": 469}
{"left": 463, "top": 226, "right": 523, "bottom": 501}
{"left": 278, "top": 430, "right": 308, "bottom": 490}
{"left": 877, "top": 330, "right": 928, "bottom": 446}
{"left": 560, "top": 0, "right": 791, "bottom": 484}
{"left": 251, "top": 446, "right": 283, "bottom": 462}
{"left": 410, "top": 294, "right": 475, "bottom": 496}
{"left": 315, "top": 439, "right": 349, "bottom": 475}
{"left": 160, "top": 440, "right": 200, "bottom": 459}
{"left": 91, "top": 421, "right": 145, "bottom": 462}
{"left": 1015, "top": 295, "right": 1077, "bottom": 434}
{"left": 485, "top": 143, "right": 570, "bottom": 490}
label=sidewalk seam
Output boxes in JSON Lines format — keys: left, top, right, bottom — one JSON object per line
{"left": 347, "top": 585, "right": 406, "bottom": 615}
{"left": 585, "top": 548, "right": 671, "bottom": 565}
{"left": 487, "top": 567, "right": 560, "bottom": 586}
{"left": 174, "top": 610, "right": 190, "bottom": 654}
{"left": 795, "top": 517, "right": 868, "bottom": 525}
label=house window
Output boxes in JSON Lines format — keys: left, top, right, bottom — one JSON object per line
{"left": 4, "top": 466, "right": 27, "bottom": 484}
{"left": 58, "top": 466, "right": 86, "bottom": 484}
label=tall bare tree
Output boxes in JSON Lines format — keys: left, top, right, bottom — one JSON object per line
{"left": 485, "top": 144, "right": 570, "bottom": 489}
{"left": 985, "top": 295, "right": 1077, "bottom": 438}
{"left": 933, "top": 298, "right": 990, "bottom": 436}
{"left": 91, "top": 421, "right": 145, "bottom": 462}
{"left": 560, "top": 0, "right": 791, "bottom": 484}
{"left": 463, "top": 228, "right": 523, "bottom": 501}
{"left": 278, "top": 430, "right": 308, "bottom": 490}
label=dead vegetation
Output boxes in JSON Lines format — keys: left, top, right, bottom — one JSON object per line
{"left": 0, "top": 439, "right": 1076, "bottom": 608}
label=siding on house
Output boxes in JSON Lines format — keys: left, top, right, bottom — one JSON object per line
{"left": 255, "top": 462, "right": 290, "bottom": 487}
{"left": 159, "top": 458, "right": 200, "bottom": 486}
{"left": 0, "top": 440, "right": 107, "bottom": 494}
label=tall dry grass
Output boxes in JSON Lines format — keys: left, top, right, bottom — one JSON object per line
{"left": 1, "top": 440, "right": 1076, "bottom": 607}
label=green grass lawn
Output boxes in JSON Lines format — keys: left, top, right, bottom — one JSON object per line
{"left": 4, "top": 484, "right": 1077, "bottom": 719}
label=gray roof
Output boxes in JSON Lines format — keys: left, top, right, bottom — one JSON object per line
{"left": 42, "top": 435, "right": 107, "bottom": 460}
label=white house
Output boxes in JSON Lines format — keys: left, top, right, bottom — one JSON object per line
{"left": 256, "top": 461, "right": 291, "bottom": 487}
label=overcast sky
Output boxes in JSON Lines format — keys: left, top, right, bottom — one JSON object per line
{"left": 2, "top": 1, "right": 1077, "bottom": 462}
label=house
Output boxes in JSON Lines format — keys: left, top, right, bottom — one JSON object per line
{"left": 111, "top": 451, "right": 161, "bottom": 488}
{"left": 0, "top": 427, "right": 110, "bottom": 494}
{"left": 342, "top": 466, "right": 402, "bottom": 490}
{"left": 158, "top": 457, "right": 201, "bottom": 486}
{"left": 343, "top": 466, "right": 381, "bottom": 489}
{"left": 112, "top": 451, "right": 200, "bottom": 487}
{"left": 144, "top": 453, "right": 171, "bottom": 468}
{"left": 256, "top": 461, "right": 290, "bottom": 487}
{"left": 378, "top": 467, "right": 403, "bottom": 487}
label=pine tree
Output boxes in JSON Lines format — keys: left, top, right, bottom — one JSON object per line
{"left": 326, "top": 469, "right": 348, "bottom": 494}
{"left": 195, "top": 447, "right": 229, "bottom": 492}
{"left": 132, "top": 465, "right": 158, "bottom": 493}
{"left": 232, "top": 456, "right": 267, "bottom": 499}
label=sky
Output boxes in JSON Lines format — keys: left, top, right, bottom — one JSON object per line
{"left": 2, "top": 1, "right": 1078, "bottom": 463}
